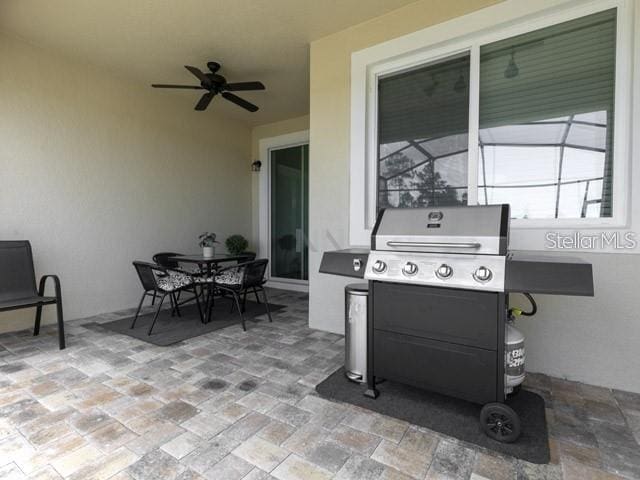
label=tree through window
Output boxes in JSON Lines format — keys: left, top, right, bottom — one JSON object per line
{"left": 375, "top": 9, "right": 617, "bottom": 220}
{"left": 377, "top": 54, "right": 469, "bottom": 211}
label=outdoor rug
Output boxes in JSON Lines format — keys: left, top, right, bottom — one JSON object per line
{"left": 316, "top": 367, "right": 549, "bottom": 464}
{"left": 95, "top": 300, "right": 285, "bottom": 346}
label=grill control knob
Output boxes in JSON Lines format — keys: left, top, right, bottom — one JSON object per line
{"left": 473, "top": 266, "right": 493, "bottom": 283}
{"left": 402, "top": 262, "right": 418, "bottom": 276}
{"left": 435, "top": 264, "right": 453, "bottom": 279}
{"left": 372, "top": 260, "right": 387, "bottom": 273}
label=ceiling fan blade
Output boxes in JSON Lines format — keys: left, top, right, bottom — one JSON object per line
{"left": 195, "top": 92, "right": 215, "bottom": 111}
{"left": 224, "top": 81, "right": 266, "bottom": 92}
{"left": 221, "top": 92, "right": 258, "bottom": 112}
{"left": 151, "top": 84, "right": 204, "bottom": 89}
{"left": 185, "top": 65, "right": 209, "bottom": 83}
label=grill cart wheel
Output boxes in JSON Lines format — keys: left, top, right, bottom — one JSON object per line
{"left": 480, "top": 403, "right": 521, "bottom": 443}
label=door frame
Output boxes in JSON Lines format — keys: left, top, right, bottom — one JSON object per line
{"left": 258, "top": 130, "right": 310, "bottom": 292}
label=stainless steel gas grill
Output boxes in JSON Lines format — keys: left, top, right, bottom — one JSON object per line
{"left": 367, "top": 205, "right": 509, "bottom": 292}
{"left": 320, "top": 204, "right": 594, "bottom": 442}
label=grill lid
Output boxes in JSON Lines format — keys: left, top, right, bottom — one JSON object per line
{"left": 372, "top": 204, "right": 510, "bottom": 255}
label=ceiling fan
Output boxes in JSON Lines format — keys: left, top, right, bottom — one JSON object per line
{"left": 152, "top": 61, "right": 265, "bottom": 112}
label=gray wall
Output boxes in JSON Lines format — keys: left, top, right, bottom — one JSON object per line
{"left": 0, "top": 34, "right": 252, "bottom": 333}
{"left": 515, "top": 252, "right": 639, "bottom": 391}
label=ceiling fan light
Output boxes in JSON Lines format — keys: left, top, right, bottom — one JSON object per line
{"left": 153, "top": 61, "right": 264, "bottom": 112}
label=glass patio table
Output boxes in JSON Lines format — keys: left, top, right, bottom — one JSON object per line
{"left": 168, "top": 253, "right": 248, "bottom": 323}
{"left": 169, "top": 253, "right": 247, "bottom": 274}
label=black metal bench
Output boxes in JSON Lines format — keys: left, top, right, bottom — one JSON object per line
{"left": 0, "top": 241, "right": 65, "bottom": 349}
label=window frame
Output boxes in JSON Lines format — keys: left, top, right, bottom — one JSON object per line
{"left": 349, "top": 0, "right": 633, "bottom": 247}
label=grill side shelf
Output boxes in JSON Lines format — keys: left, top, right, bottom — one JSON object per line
{"left": 319, "top": 249, "right": 370, "bottom": 279}
{"left": 506, "top": 251, "right": 594, "bottom": 296}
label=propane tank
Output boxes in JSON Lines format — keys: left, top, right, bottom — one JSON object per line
{"left": 505, "top": 322, "right": 525, "bottom": 394}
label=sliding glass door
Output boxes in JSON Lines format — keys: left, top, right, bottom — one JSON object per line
{"left": 270, "top": 144, "right": 309, "bottom": 282}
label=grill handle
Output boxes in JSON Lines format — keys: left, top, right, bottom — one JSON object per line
{"left": 386, "top": 241, "right": 481, "bottom": 249}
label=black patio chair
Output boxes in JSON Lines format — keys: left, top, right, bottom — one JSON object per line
{"left": 131, "top": 261, "right": 203, "bottom": 335}
{"left": 0, "top": 241, "right": 65, "bottom": 349}
{"left": 211, "top": 259, "right": 272, "bottom": 331}
{"left": 212, "top": 252, "right": 258, "bottom": 302}
{"left": 237, "top": 252, "right": 259, "bottom": 302}
{"left": 150, "top": 252, "right": 203, "bottom": 306}
{"left": 150, "top": 252, "right": 180, "bottom": 306}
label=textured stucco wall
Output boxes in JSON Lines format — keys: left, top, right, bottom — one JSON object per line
{"left": 0, "top": 34, "right": 252, "bottom": 333}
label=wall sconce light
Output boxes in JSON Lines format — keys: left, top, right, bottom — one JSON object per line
{"left": 251, "top": 160, "right": 262, "bottom": 172}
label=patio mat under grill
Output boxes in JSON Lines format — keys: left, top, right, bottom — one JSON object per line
{"left": 316, "top": 367, "right": 549, "bottom": 464}
{"left": 93, "top": 300, "right": 285, "bottom": 346}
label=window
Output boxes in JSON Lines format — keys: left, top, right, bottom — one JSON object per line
{"left": 373, "top": 7, "right": 619, "bottom": 221}
{"left": 478, "top": 9, "right": 616, "bottom": 219}
{"left": 378, "top": 54, "right": 469, "bottom": 209}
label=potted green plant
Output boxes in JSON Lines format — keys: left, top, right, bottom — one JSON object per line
{"left": 225, "top": 234, "right": 250, "bottom": 256}
{"left": 199, "top": 232, "right": 219, "bottom": 258}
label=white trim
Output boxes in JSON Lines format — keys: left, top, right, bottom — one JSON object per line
{"left": 258, "top": 130, "right": 310, "bottom": 282}
{"left": 350, "top": 0, "right": 635, "bottom": 249}
{"left": 467, "top": 44, "right": 480, "bottom": 207}
{"left": 349, "top": 41, "right": 370, "bottom": 246}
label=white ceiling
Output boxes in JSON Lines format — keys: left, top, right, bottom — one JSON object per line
{"left": 0, "top": 0, "right": 418, "bottom": 125}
